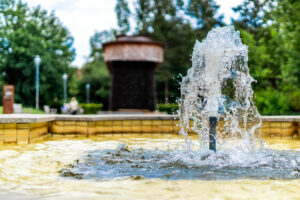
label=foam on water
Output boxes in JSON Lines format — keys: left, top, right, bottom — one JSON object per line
{"left": 179, "top": 26, "right": 263, "bottom": 151}
{"left": 60, "top": 142, "right": 300, "bottom": 181}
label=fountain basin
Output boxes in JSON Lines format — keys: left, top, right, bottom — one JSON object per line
{"left": 0, "top": 134, "right": 299, "bottom": 199}
{"left": 0, "top": 115, "right": 299, "bottom": 199}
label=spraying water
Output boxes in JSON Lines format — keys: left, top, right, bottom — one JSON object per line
{"left": 179, "top": 26, "right": 263, "bottom": 151}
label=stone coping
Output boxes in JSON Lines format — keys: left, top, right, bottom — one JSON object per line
{"left": 0, "top": 114, "right": 55, "bottom": 123}
{"left": 0, "top": 114, "right": 299, "bottom": 123}
{"left": 55, "top": 114, "right": 178, "bottom": 121}
{"left": 261, "top": 116, "right": 300, "bottom": 122}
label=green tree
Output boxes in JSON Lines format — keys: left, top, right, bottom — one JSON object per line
{"left": 133, "top": 0, "right": 196, "bottom": 103}
{"left": 0, "top": 0, "right": 75, "bottom": 107}
{"left": 113, "top": 0, "right": 224, "bottom": 104}
{"left": 236, "top": 0, "right": 300, "bottom": 115}
{"left": 186, "top": 0, "right": 224, "bottom": 38}
{"left": 269, "top": 0, "right": 300, "bottom": 114}
{"left": 115, "top": 0, "right": 131, "bottom": 34}
{"left": 135, "top": 0, "right": 153, "bottom": 34}
{"left": 76, "top": 60, "right": 110, "bottom": 108}
{"left": 232, "top": 0, "right": 274, "bottom": 36}
{"left": 70, "top": 30, "right": 115, "bottom": 109}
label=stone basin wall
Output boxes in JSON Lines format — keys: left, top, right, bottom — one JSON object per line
{"left": 0, "top": 114, "right": 298, "bottom": 144}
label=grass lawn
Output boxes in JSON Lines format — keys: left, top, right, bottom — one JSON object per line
{"left": 0, "top": 106, "right": 45, "bottom": 114}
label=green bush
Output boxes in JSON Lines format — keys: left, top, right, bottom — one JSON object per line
{"left": 80, "top": 103, "right": 103, "bottom": 114}
{"left": 49, "top": 100, "right": 64, "bottom": 113}
{"left": 289, "top": 90, "right": 300, "bottom": 113}
{"left": 158, "top": 103, "right": 179, "bottom": 114}
{"left": 255, "top": 88, "right": 290, "bottom": 115}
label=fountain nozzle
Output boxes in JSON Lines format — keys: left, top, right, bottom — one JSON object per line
{"left": 209, "top": 117, "right": 217, "bottom": 152}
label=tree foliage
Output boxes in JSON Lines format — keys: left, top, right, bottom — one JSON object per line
{"left": 116, "top": 0, "right": 221, "bottom": 103}
{"left": 232, "top": 0, "right": 273, "bottom": 35}
{"left": 0, "top": 0, "right": 75, "bottom": 107}
{"left": 82, "top": 0, "right": 299, "bottom": 115}
{"left": 69, "top": 30, "right": 114, "bottom": 109}
{"left": 236, "top": 0, "right": 300, "bottom": 114}
{"left": 186, "top": 0, "right": 224, "bottom": 38}
{"left": 115, "top": 0, "right": 131, "bottom": 34}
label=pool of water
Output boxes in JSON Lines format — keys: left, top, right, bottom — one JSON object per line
{"left": 0, "top": 134, "right": 299, "bottom": 199}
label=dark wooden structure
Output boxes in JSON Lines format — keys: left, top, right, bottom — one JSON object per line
{"left": 2, "top": 85, "right": 14, "bottom": 114}
{"left": 103, "top": 36, "right": 164, "bottom": 111}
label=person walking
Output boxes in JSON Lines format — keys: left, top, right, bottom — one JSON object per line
{"left": 69, "top": 97, "right": 79, "bottom": 115}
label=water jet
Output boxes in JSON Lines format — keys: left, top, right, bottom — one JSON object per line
{"left": 179, "top": 26, "right": 262, "bottom": 152}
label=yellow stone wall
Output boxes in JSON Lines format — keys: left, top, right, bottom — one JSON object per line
{"left": 0, "top": 122, "right": 48, "bottom": 144}
{"left": 50, "top": 120, "right": 299, "bottom": 138}
{"left": 50, "top": 120, "right": 181, "bottom": 135}
{"left": 261, "top": 122, "right": 297, "bottom": 138}
{"left": 0, "top": 119, "right": 298, "bottom": 144}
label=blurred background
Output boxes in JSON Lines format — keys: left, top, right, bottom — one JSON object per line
{"left": 0, "top": 0, "right": 299, "bottom": 115}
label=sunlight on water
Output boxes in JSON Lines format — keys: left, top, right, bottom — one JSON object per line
{"left": 0, "top": 135, "right": 299, "bottom": 199}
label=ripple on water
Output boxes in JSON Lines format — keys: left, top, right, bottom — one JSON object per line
{"left": 59, "top": 143, "right": 300, "bottom": 181}
{"left": 0, "top": 137, "right": 299, "bottom": 199}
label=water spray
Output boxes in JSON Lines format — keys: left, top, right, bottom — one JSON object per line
{"left": 179, "top": 26, "right": 262, "bottom": 152}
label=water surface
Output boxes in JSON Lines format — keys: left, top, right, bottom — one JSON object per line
{"left": 0, "top": 134, "right": 299, "bottom": 200}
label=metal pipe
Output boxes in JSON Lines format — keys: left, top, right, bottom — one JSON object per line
{"left": 34, "top": 55, "right": 41, "bottom": 113}
{"left": 86, "top": 83, "right": 90, "bottom": 104}
{"left": 36, "top": 63, "right": 39, "bottom": 113}
{"left": 62, "top": 73, "right": 68, "bottom": 103}
{"left": 209, "top": 116, "right": 217, "bottom": 152}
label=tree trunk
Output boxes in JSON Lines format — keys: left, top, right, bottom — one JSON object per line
{"left": 164, "top": 79, "right": 169, "bottom": 104}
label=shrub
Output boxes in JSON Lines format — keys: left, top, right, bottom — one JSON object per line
{"left": 49, "top": 100, "right": 64, "bottom": 113}
{"left": 80, "top": 103, "right": 103, "bottom": 114}
{"left": 158, "top": 103, "right": 179, "bottom": 114}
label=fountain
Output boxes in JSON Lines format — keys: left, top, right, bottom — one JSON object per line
{"left": 0, "top": 26, "right": 299, "bottom": 200}
{"left": 55, "top": 27, "right": 300, "bottom": 184}
{"left": 179, "top": 26, "right": 263, "bottom": 152}
{"left": 53, "top": 27, "right": 300, "bottom": 182}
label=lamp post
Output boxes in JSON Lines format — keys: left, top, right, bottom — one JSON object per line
{"left": 62, "top": 73, "right": 68, "bottom": 103}
{"left": 86, "top": 83, "right": 90, "bottom": 104}
{"left": 34, "top": 55, "right": 41, "bottom": 113}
